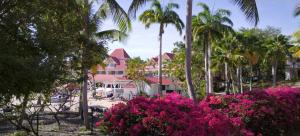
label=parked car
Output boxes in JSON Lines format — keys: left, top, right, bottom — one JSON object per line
{"left": 0, "top": 106, "right": 13, "bottom": 114}
{"left": 51, "top": 94, "right": 69, "bottom": 103}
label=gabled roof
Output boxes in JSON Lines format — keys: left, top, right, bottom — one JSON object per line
{"left": 164, "top": 53, "right": 174, "bottom": 60}
{"left": 145, "top": 77, "right": 174, "bottom": 85}
{"left": 110, "top": 48, "right": 130, "bottom": 59}
{"left": 150, "top": 52, "right": 175, "bottom": 63}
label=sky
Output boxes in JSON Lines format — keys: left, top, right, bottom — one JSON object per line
{"left": 101, "top": 0, "right": 300, "bottom": 60}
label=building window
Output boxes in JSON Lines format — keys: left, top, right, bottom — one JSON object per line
{"left": 107, "top": 63, "right": 116, "bottom": 67}
{"left": 162, "top": 85, "right": 166, "bottom": 90}
{"left": 107, "top": 71, "right": 115, "bottom": 75}
{"left": 117, "top": 71, "right": 124, "bottom": 75}
{"left": 97, "top": 71, "right": 106, "bottom": 74}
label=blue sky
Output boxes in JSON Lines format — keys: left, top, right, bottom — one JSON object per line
{"left": 102, "top": 0, "right": 300, "bottom": 60}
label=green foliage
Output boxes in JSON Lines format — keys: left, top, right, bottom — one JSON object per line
{"left": 126, "top": 57, "right": 146, "bottom": 82}
{"left": 0, "top": 0, "right": 81, "bottom": 101}
{"left": 166, "top": 41, "right": 206, "bottom": 99}
{"left": 138, "top": 0, "right": 184, "bottom": 33}
{"left": 8, "top": 131, "right": 27, "bottom": 136}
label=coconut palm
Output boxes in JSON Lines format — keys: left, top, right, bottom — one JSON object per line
{"left": 214, "top": 34, "right": 239, "bottom": 93}
{"left": 192, "top": 3, "right": 233, "bottom": 94}
{"left": 79, "top": 0, "right": 130, "bottom": 129}
{"left": 139, "top": 0, "right": 184, "bottom": 94}
{"left": 264, "top": 35, "right": 290, "bottom": 86}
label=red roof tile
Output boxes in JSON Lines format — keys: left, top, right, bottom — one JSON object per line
{"left": 110, "top": 48, "right": 130, "bottom": 59}
{"left": 91, "top": 75, "right": 130, "bottom": 82}
{"left": 145, "top": 77, "right": 174, "bottom": 85}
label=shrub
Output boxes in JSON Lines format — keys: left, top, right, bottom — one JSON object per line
{"left": 202, "top": 86, "right": 300, "bottom": 136}
{"left": 97, "top": 86, "right": 300, "bottom": 136}
{"left": 98, "top": 93, "right": 246, "bottom": 136}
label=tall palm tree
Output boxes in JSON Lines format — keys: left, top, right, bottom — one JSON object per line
{"left": 79, "top": 0, "right": 130, "bottom": 129}
{"left": 264, "top": 35, "right": 289, "bottom": 86}
{"left": 139, "top": 0, "right": 184, "bottom": 94}
{"left": 192, "top": 3, "right": 233, "bottom": 94}
{"left": 214, "top": 34, "right": 239, "bottom": 93}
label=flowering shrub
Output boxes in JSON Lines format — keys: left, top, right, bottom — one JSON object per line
{"left": 97, "top": 86, "right": 300, "bottom": 136}
{"left": 202, "top": 86, "right": 300, "bottom": 136}
{"left": 98, "top": 93, "right": 246, "bottom": 136}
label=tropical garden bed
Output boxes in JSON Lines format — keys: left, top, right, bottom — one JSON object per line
{"left": 97, "top": 86, "right": 300, "bottom": 136}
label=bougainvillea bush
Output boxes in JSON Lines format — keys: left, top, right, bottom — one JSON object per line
{"left": 97, "top": 86, "right": 300, "bottom": 136}
{"left": 202, "top": 86, "right": 300, "bottom": 136}
{"left": 97, "top": 93, "right": 249, "bottom": 136}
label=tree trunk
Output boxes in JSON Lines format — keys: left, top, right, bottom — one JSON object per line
{"left": 230, "top": 68, "right": 236, "bottom": 93}
{"left": 79, "top": 83, "right": 83, "bottom": 120}
{"left": 92, "top": 75, "right": 96, "bottom": 97}
{"left": 207, "top": 32, "right": 213, "bottom": 93}
{"left": 225, "top": 62, "right": 229, "bottom": 94}
{"left": 82, "top": 68, "right": 90, "bottom": 129}
{"left": 82, "top": 0, "right": 90, "bottom": 129}
{"left": 249, "top": 66, "right": 253, "bottom": 91}
{"left": 272, "top": 59, "right": 278, "bottom": 86}
{"left": 158, "top": 23, "right": 163, "bottom": 95}
{"left": 236, "top": 67, "right": 240, "bottom": 93}
{"left": 204, "top": 38, "right": 209, "bottom": 95}
{"left": 207, "top": 35, "right": 213, "bottom": 93}
{"left": 184, "top": 0, "right": 196, "bottom": 102}
{"left": 240, "top": 67, "right": 243, "bottom": 93}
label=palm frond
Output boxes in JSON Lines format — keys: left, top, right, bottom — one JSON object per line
{"left": 197, "top": 2, "right": 210, "bottom": 13}
{"left": 95, "top": 29, "right": 127, "bottom": 42}
{"left": 231, "top": 0, "right": 259, "bottom": 26}
{"left": 151, "top": 0, "right": 163, "bottom": 14}
{"left": 103, "top": 0, "right": 132, "bottom": 32}
{"left": 139, "top": 9, "right": 156, "bottom": 28}
{"left": 216, "top": 9, "right": 231, "bottom": 17}
{"left": 166, "top": 3, "right": 179, "bottom": 11}
{"left": 128, "top": 0, "right": 151, "bottom": 18}
{"left": 164, "top": 11, "right": 184, "bottom": 34}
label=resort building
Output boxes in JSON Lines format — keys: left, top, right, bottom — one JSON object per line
{"left": 89, "top": 48, "right": 182, "bottom": 99}
{"left": 145, "top": 52, "right": 175, "bottom": 76}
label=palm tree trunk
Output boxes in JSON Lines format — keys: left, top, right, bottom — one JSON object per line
{"left": 204, "top": 39, "right": 209, "bottom": 94}
{"left": 82, "top": 67, "right": 90, "bottom": 129}
{"left": 225, "top": 62, "right": 229, "bottom": 94}
{"left": 184, "top": 0, "right": 196, "bottom": 102}
{"left": 207, "top": 37, "right": 213, "bottom": 93}
{"left": 82, "top": 0, "right": 90, "bottom": 129}
{"left": 249, "top": 65, "right": 253, "bottom": 91}
{"left": 79, "top": 83, "right": 83, "bottom": 119}
{"left": 158, "top": 24, "right": 163, "bottom": 95}
{"left": 240, "top": 67, "right": 243, "bottom": 93}
{"left": 236, "top": 67, "right": 240, "bottom": 93}
{"left": 272, "top": 59, "right": 278, "bottom": 86}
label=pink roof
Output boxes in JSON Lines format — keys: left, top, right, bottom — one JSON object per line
{"left": 164, "top": 53, "right": 174, "bottom": 60}
{"left": 110, "top": 48, "right": 130, "bottom": 59}
{"left": 145, "top": 77, "right": 174, "bottom": 85}
{"left": 151, "top": 52, "right": 175, "bottom": 63}
{"left": 91, "top": 74, "right": 129, "bottom": 82}
{"left": 123, "top": 83, "right": 136, "bottom": 88}
{"left": 97, "top": 48, "right": 131, "bottom": 71}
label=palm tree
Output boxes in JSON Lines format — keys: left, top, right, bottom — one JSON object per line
{"left": 265, "top": 35, "right": 289, "bottom": 86}
{"left": 214, "top": 34, "right": 238, "bottom": 93}
{"left": 192, "top": 3, "right": 233, "bottom": 94}
{"left": 185, "top": 0, "right": 197, "bottom": 101}
{"left": 79, "top": 0, "right": 130, "bottom": 129}
{"left": 139, "top": 0, "right": 184, "bottom": 94}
